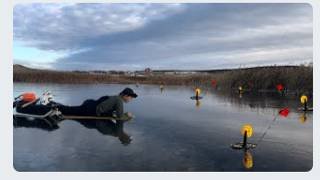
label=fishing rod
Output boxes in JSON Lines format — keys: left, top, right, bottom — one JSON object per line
{"left": 254, "top": 112, "right": 279, "bottom": 145}
{"left": 254, "top": 107, "right": 291, "bottom": 145}
{"left": 254, "top": 95, "right": 311, "bottom": 144}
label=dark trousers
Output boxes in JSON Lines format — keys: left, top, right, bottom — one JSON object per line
{"left": 17, "top": 96, "right": 111, "bottom": 116}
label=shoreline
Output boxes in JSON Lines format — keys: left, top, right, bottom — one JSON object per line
{"left": 13, "top": 64, "right": 313, "bottom": 96}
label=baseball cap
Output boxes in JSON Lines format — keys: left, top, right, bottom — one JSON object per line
{"left": 120, "top": 88, "right": 138, "bottom": 98}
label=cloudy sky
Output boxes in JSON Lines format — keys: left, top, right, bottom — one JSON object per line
{"left": 13, "top": 3, "right": 313, "bottom": 70}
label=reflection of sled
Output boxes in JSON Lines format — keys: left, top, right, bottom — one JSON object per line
{"left": 13, "top": 109, "right": 63, "bottom": 128}
{"left": 14, "top": 109, "right": 61, "bottom": 120}
{"left": 298, "top": 107, "right": 313, "bottom": 112}
{"left": 190, "top": 96, "right": 203, "bottom": 100}
{"left": 13, "top": 111, "right": 131, "bottom": 121}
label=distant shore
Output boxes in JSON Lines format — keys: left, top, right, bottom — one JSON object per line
{"left": 13, "top": 64, "right": 313, "bottom": 96}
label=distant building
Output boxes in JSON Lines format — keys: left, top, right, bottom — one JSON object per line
{"left": 125, "top": 71, "right": 135, "bottom": 76}
{"left": 88, "top": 70, "right": 107, "bottom": 75}
{"left": 163, "top": 72, "right": 174, "bottom": 75}
{"left": 144, "top": 68, "right": 152, "bottom": 75}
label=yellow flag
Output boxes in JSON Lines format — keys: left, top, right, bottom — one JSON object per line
{"left": 241, "top": 124, "right": 253, "bottom": 138}
{"left": 195, "top": 88, "right": 201, "bottom": 95}
{"left": 300, "top": 95, "right": 308, "bottom": 104}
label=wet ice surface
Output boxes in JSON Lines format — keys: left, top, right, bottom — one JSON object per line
{"left": 13, "top": 83, "right": 312, "bottom": 171}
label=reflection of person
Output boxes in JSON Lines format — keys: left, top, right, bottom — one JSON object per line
{"left": 13, "top": 117, "right": 132, "bottom": 145}
{"left": 74, "top": 119, "right": 132, "bottom": 145}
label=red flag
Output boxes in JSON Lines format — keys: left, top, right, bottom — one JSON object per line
{"left": 276, "top": 84, "right": 284, "bottom": 92}
{"left": 211, "top": 80, "right": 217, "bottom": 87}
{"left": 279, "top": 108, "right": 290, "bottom": 117}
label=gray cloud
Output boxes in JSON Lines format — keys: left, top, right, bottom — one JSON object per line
{"left": 14, "top": 3, "right": 313, "bottom": 70}
{"left": 14, "top": 3, "right": 185, "bottom": 50}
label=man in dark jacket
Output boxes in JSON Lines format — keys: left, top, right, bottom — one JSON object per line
{"left": 15, "top": 88, "right": 138, "bottom": 123}
{"left": 96, "top": 87, "right": 138, "bottom": 120}
{"left": 47, "top": 88, "right": 137, "bottom": 121}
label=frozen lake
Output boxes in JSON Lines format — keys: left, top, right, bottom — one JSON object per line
{"left": 13, "top": 83, "right": 313, "bottom": 171}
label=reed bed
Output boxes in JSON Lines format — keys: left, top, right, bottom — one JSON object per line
{"left": 14, "top": 64, "right": 312, "bottom": 96}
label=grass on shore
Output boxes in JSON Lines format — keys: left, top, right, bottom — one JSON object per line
{"left": 13, "top": 64, "right": 313, "bottom": 96}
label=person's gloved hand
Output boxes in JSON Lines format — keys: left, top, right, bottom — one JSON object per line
{"left": 121, "top": 112, "right": 134, "bottom": 121}
{"left": 126, "top": 112, "right": 133, "bottom": 118}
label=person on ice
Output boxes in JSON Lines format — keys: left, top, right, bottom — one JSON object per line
{"left": 59, "top": 87, "right": 138, "bottom": 121}
{"left": 15, "top": 87, "right": 138, "bottom": 123}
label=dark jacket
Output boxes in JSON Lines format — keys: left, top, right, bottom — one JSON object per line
{"left": 96, "top": 95, "right": 123, "bottom": 118}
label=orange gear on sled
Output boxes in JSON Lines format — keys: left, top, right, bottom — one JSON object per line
{"left": 21, "top": 92, "right": 37, "bottom": 102}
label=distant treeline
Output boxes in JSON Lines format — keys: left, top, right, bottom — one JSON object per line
{"left": 13, "top": 64, "right": 312, "bottom": 96}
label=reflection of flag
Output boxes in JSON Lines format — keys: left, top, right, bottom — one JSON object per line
{"left": 279, "top": 108, "right": 290, "bottom": 117}
{"left": 276, "top": 84, "right": 284, "bottom": 91}
{"left": 243, "top": 151, "right": 253, "bottom": 169}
